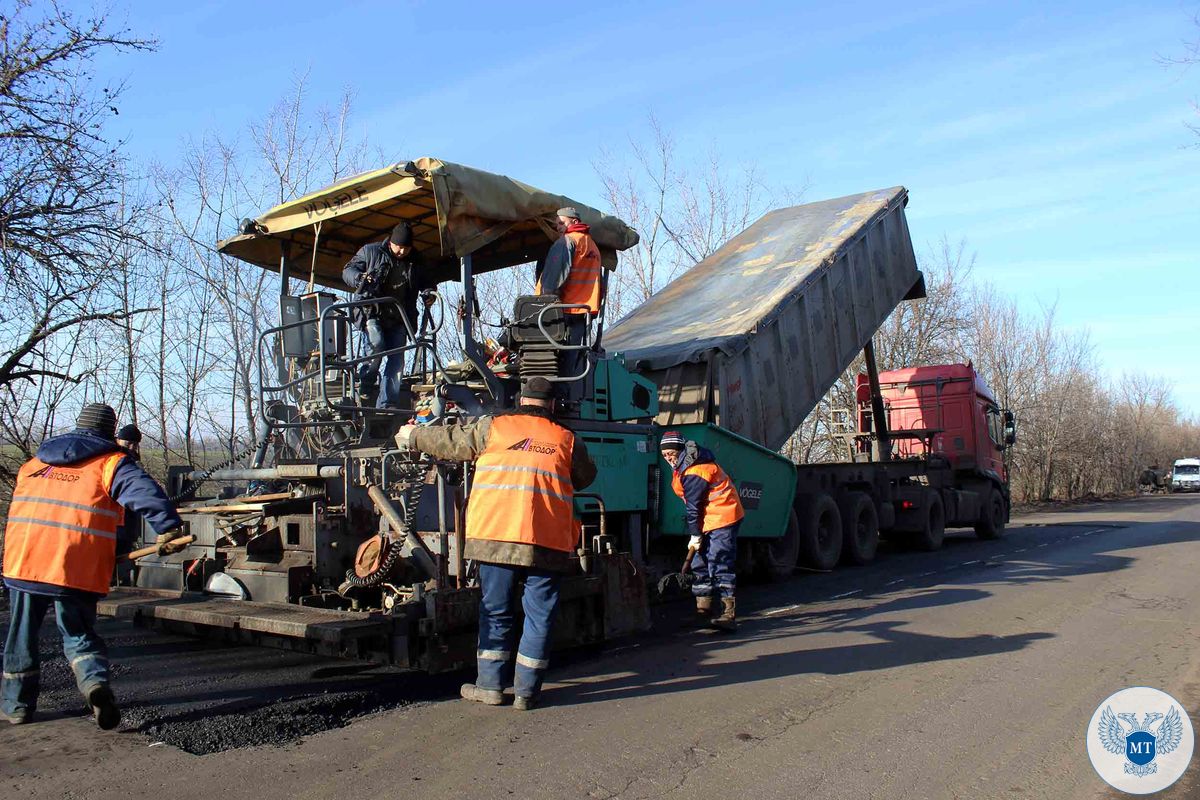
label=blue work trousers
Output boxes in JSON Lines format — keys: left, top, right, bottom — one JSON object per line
{"left": 359, "top": 319, "right": 408, "bottom": 407}
{"left": 2, "top": 589, "right": 110, "bottom": 716}
{"left": 475, "top": 564, "right": 561, "bottom": 700}
{"left": 691, "top": 522, "right": 739, "bottom": 600}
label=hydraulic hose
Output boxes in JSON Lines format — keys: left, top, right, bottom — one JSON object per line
{"left": 170, "top": 441, "right": 260, "bottom": 502}
{"left": 344, "top": 466, "right": 435, "bottom": 587}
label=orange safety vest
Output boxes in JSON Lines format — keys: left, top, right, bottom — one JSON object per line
{"left": 535, "top": 230, "right": 602, "bottom": 315}
{"left": 3, "top": 452, "right": 126, "bottom": 594}
{"left": 466, "top": 414, "right": 579, "bottom": 553}
{"left": 671, "top": 461, "right": 745, "bottom": 533}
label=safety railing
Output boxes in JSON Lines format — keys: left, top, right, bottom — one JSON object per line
{"left": 534, "top": 302, "right": 595, "bottom": 384}
{"left": 256, "top": 297, "right": 446, "bottom": 428}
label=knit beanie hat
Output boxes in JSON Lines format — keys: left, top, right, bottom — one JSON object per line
{"left": 389, "top": 222, "right": 412, "bottom": 246}
{"left": 116, "top": 424, "right": 142, "bottom": 443}
{"left": 659, "top": 430, "right": 686, "bottom": 451}
{"left": 77, "top": 403, "right": 117, "bottom": 439}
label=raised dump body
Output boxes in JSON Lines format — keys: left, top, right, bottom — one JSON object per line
{"left": 604, "top": 187, "right": 923, "bottom": 452}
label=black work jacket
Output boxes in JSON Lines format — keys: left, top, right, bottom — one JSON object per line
{"left": 342, "top": 241, "right": 430, "bottom": 330}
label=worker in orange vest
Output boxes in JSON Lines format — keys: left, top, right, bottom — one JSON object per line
{"left": 660, "top": 431, "right": 745, "bottom": 632}
{"left": 2, "top": 404, "right": 188, "bottom": 729}
{"left": 395, "top": 377, "right": 595, "bottom": 709}
{"left": 535, "top": 206, "right": 603, "bottom": 381}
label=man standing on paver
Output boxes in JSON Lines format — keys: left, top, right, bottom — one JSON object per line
{"left": 659, "top": 431, "right": 745, "bottom": 632}
{"left": 395, "top": 377, "right": 595, "bottom": 709}
{"left": 535, "top": 207, "right": 603, "bottom": 380}
{"left": 342, "top": 221, "right": 432, "bottom": 408}
{"left": 1, "top": 404, "right": 188, "bottom": 729}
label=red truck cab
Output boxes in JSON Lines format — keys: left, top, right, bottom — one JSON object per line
{"left": 857, "top": 363, "right": 1013, "bottom": 483}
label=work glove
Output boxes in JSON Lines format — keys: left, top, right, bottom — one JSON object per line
{"left": 394, "top": 423, "right": 418, "bottom": 451}
{"left": 156, "top": 529, "right": 189, "bottom": 556}
{"left": 688, "top": 534, "right": 703, "bottom": 551}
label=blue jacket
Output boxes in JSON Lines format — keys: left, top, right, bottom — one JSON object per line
{"left": 4, "top": 430, "right": 183, "bottom": 598}
{"left": 674, "top": 445, "right": 719, "bottom": 537}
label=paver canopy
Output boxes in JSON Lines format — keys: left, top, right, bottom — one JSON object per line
{"left": 218, "top": 156, "right": 639, "bottom": 286}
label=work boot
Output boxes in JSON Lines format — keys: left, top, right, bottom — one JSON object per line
{"left": 513, "top": 695, "right": 538, "bottom": 711}
{"left": 711, "top": 597, "right": 737, "bottom": 633}
{"left": 1, "top": 708, "right": 31, "bottom": 725}
{"left": 86, "top": 684, "right": 121, "bottom": 730}
{"left": 460, "top": 683, "right": 504, "bottom": 706}
{"left": 695, "top": 595, "right": 714, "bottom": 621}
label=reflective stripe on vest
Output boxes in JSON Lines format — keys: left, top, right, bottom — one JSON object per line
{"left": 2, "top": 452, "right": 126, "bottom": 594}
{"left": 466, "top": 415, "right": 578, "bottom": 553}
{"left": 671, "top": 460, "right": 746, "bottom": 532}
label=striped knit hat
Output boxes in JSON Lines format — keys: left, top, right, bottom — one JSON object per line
{"left": 659, "top": 430, "right": 686, "bottom": 451}
{"left": 76, "top": 403, "right": 117, "bottom": 439}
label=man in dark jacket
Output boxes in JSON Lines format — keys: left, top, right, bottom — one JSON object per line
{"left": 115, "top": 423, "right": 142, "bottom": 460}
{"left": 1, "top": 404, "right": 186, "bottom": 729}
{"left": 342, "top": 222, "right": 432, "bottom": 408}
{"left": 113, "top": 423, "right": 144, "bottom": 583}
{"left": 394, "top": 377, "right": 596, "bottom": 709}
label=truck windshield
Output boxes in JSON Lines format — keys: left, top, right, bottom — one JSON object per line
{"left": 1176, "top": 465, "right": 1200, "bottom": 475}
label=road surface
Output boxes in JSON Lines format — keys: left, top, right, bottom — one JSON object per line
{"left": 2, "top": 493, "right": 1199, "bottom": 799}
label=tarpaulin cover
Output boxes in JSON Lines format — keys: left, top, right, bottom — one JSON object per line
{"left": 604, "top": 187, "right": 922, "bottom": 452}
{"left": 605, "top": 187, "right": 911, "bottom": 370}
{"left": 217, "top": 157, "right": 639, "bottom": 286}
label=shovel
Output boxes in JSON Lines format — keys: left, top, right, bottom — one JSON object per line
{"left": 655, "top": 541, "right": 700, "bottom": 597}
{"left": 117, "top": 535, "right": 195, "bottom": 562}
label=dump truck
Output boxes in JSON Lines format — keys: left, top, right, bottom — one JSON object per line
{"left": 100, "top": 162, "right": 1013, "bottom": 670}
{"left": 606, "top": 188, "right": 1017, "bottom": 576}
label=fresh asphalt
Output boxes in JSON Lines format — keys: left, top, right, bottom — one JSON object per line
{"left": 2, "top": 493, "right": 1199, "bottom": 799}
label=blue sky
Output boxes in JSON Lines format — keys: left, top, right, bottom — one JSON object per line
{"left": 91, "top": 0, "right": 1199, "bottom": 411}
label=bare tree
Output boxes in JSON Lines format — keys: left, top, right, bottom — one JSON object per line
{"left": 0, "top": 1, "right": 156, "bottom": 485}
{"left": 594, "top": 115, "right": 789, "bottom": 322}
{"left": 144, "top": 80, "right": 371, "bottom": 467}
{"left": 1161, "top": 11, "right": 1200, "bottom": 141}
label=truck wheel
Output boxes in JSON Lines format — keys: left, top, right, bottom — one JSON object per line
{"left": 839, "top": 492, "right": 879, "bottom": 565}
{"left": 797, "top": 494, "right": 843, "bottom": 571}
{"left": 974, "top": 488, "right": 1006, "bottom": 540}
{"left": 911, "top": 491, "right": 945, "bottom": 551}
{"left": 760, "top": 509, "right": 801, "bottom": 581}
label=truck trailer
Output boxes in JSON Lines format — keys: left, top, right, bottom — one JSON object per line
{"left": 100, "top": 160, "right": 1014, "bottom": 670}
{"left": 606, "top": 189, "right": 1017, "bottom": 577}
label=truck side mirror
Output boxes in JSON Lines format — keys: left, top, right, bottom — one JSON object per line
{"left": 1002, "top": 409, "right": 1017, "bottom": 446}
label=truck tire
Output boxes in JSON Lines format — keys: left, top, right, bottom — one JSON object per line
{"left": 797, "top": 494, "right": 842, "bottom": 571}
{"left": 911, "top": 491, "right": 945, "bottom": 551}
{"left": 760, "top": 509, "right": 801, "bottom": 581}
{"left": 974, "top": 488, "right": 1006, "bottom": 540}
{"left": 839, "top": 492, "right": 879, "bottom": 565}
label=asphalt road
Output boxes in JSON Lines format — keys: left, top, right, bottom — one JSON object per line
{"left": 3, "top": 493, "right": 1199, "bottom": 799}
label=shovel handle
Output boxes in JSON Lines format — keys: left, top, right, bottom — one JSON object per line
{"left": 119, "top": 535, "right": 195, "bottom": 563}
{"left": 680, "top": 545, "right": 698, "bottom": 576}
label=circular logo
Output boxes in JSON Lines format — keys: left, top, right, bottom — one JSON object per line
{"left": 1087, "top": 687, "right": 1194, "bottom": 794}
